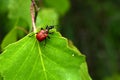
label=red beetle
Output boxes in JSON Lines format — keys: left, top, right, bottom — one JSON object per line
{"left": 36, "top": 25, "right": 54, "bottom": 42}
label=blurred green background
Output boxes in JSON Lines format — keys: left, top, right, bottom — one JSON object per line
{"left": 0, "top": 0, "right": 120, "bottom": 80}
{"left": 60, "top": 0, "right": 120, "bottom": 80}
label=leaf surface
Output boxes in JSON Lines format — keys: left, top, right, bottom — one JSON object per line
{"left": 43, "top": 0, "right": 70, "bottom": 15}
{"left": 36, "top": 9, "right": 59, "bottom": 29}
{"left": 0, "top": 31, "right": 91, "bottom": 80}
{"left": 1, "top": 28, "right": 17, "bottom": 49}
{"left": 0, "top": 0, "right": 31, "bottom": 33}
{"left": 0, "top": 0, "right": 31, "bottom": 49}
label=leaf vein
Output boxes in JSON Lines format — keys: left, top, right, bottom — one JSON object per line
{"left": 37, "top": 41, "right": 48, "bottom": 80}
{"left": 13, "top": 38, "right": 36, "bottom": 80}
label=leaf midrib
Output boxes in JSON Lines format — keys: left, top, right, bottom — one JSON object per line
{"left": 37, "top": 41, "right": 48, "bottom": 80}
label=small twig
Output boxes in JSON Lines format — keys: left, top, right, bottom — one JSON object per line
{"left": 30, "top": 0, "right": 40, "bottom": 32}
{"left": 30, "top": 2, "right": 36, "bottom": 32}
{"left": 31, "top": 0, "right": 40, "bottom": 12}
{"left": 31, "top": 0, "right": 40, "bottom": 22}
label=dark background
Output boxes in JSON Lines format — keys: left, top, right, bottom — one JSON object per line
{"left": 60, "top": 0, "right": 120, "bottom": 80}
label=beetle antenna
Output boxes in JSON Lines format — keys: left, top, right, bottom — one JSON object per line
{"left": 46, "top": 25, "right": 54, "bottom": 30}
{"left": 49, "top": 26, "right": 54, "bottom": 29}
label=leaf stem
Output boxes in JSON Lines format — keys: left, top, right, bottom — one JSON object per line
{"left": 30, "top": 0, "right": 40, "bottom": 32}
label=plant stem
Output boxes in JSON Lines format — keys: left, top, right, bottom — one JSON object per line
{"left": 30, "top": 0, "right": 40, "bottom": 32}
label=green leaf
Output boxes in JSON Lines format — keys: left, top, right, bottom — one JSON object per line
{"left": 8, "top": 0, "right": 31, "bottom": 27}
{"left": 43, "top": 0, "right": 70, "bottom": 15}
{"left": 1, "top": 27, "right": 28, "bottom": 49}
{"left": 36, "top": 8, "right": 59, "bottom": 29}
{"left": 1, "top": 28, "right": 17, "bottom": 49}
{"left": 0, "top": 0, "right": 31, "bottom": 31}
{"left": 0, "top": 74, "right": 3, "bottom": 80}
{"left": 0, "top": 31, "right": 91, "bottom": 80}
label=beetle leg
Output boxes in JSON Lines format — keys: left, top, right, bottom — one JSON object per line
{"left": 41, "top": 28, "right": 43, "bottom": 30}
{"left": 46, "top": 25, "right": 49, "bottom": 29}
{"left": 44, "top": 38, "right": 47, "bottom": 46}
{"left": 47, "top": 36, "right": 50, "bottom": 39}
{"left": 49, "top": 32, "right": 54, "bottom": 34}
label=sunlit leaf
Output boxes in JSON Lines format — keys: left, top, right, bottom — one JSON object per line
{"left": 43, "top": 0, "right": 70, "bottom": 15}
{"left": 0, "top": 31, "right": 91, "bottom": 80}
{"left": 36, "top": 8, "right": 59, "bottom": 29}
